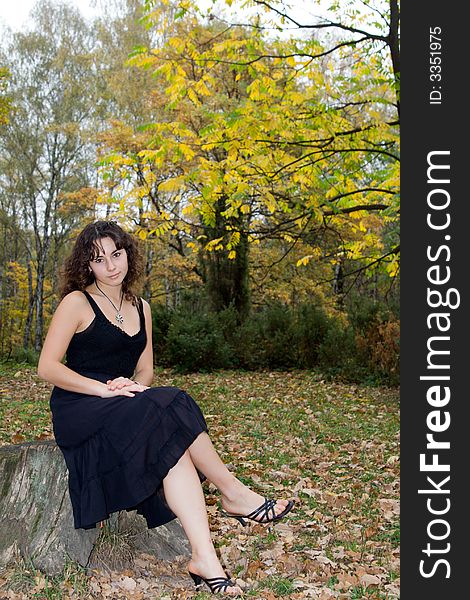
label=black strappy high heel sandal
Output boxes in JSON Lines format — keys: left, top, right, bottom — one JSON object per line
{"left": 223, "top": 497, "right": 295, "bottom": 526}
{"left": 189, "top": 570, "right": 240, "bottom": 595}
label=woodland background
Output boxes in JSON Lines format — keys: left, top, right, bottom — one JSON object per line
{"left": 0, "top": 2, "right": 400, "bottom": 598}
{"left": 0, "top": 0, "right": 399, "bottom": 383}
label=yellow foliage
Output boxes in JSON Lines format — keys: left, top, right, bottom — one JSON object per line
{"left": 158, "top": 176, "right": 186, "bottom": 193}
{"left": 97, "top": 0, "right": 399, "bottom": 294}
{"left": 296, "top": 256, "right": 313, "bottom": 267}
{"left": 205, "top": 236, "right": 224, "bottom": 251}
{"left": 6, "top": 262, "right": 28, "bottom": 291}
{"left": 187, "top": 86, "right": 200, "bottom": 105}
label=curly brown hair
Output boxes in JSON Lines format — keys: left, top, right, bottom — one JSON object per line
{"left": 59, "top": 221, "right": 144, "bottom": 304}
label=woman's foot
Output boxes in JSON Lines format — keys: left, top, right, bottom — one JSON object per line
{"left": 220, "top": 481, "right": 293, "bottom": 524}
{"left": 188, "top": 552, "right": 242, "bottom": 596}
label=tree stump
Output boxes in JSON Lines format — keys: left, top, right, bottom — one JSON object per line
{"left": 0, "top": 441, "right": 190, "bottom": 575}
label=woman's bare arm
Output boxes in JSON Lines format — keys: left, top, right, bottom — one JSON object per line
{"left": 37, "top": 291, "right": 135, "bottom": 398}
{"left": 132, "top": 299, "right": 154, "bottom": 387}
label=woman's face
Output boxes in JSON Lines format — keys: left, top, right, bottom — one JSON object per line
{"left": 89, "top": 237, "right": 128, "bottom": 287}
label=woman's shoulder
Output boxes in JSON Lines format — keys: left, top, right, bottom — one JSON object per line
{"left": 138, "top": 297, "right": 151, "bottom": 319}
{"left": 49, "top": 291, "right": 91, "bottom": 332}
{"left": 61, "top": 290, "right": 88, "bottom": 302}
{"left": 57, "top": 290, "right": 90, "bottom": 311}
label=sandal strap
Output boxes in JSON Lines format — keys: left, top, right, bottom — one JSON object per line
{"left": 245, "top": 497, "right": 276, "bottom": 522}
{"left": 205, "top": 576, "right": 236, "bottom": 593}
{"left": 224, "top": 497, "right": 295, "bottom": 525}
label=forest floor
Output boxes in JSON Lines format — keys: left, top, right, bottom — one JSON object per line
{"left": 0, "top": 364, "right": 399, "bottom": 600}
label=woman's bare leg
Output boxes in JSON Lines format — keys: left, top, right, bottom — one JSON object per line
{"left": 187, "top": 432, "right": 291, "bottom": 519}
{"left": 163, "top": 450, "right": 242, "bottom": 595}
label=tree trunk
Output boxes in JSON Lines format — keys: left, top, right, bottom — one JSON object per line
{"left": 34, "top": 265, "right": 45, "bottom": 351}
{"left": 23, "top": 259, "right": 35, "bottom": 350}
{"left": 205, "top": 231, "right": 250, "bottom": 318}
{"left": 202, "top": 197, "right": 250, "bottom": 318}
{"left": 143, "top": 243, "right": 154, "bottom": 303}
{"left": 0, "top": 441, "right": 190, "bottom": 576}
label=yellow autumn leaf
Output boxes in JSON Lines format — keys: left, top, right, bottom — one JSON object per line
{"left": 187, "top": 87, "right": 200, "bottom": 105}
{"left": 158, "top": 176, "right": 185, "bottom": 192}
{"left": 296, "top": 255, "right": 313, "bottom": 267}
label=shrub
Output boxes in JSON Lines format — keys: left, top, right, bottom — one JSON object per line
{"left": 231, "top": 303, "right": 298, "bottom": 370}
{"left": 165, "top": 308, "right": 234, "bottom": 372}
{"left": 255, "top": 303, "right": 297, "bottom": 369}
{"left": 148, "top": 297, "right": 399, "bottom": 385}
{"left": 151, "top": 303, "right": 173, "bottom": 366}
{"left": 231, "top": 314, "right": 268, "bottom": 370}
{"left": 7, "top": 347, "right": 40, "bottom": 366}
{"left": 318, "top": 319, "right": 356, "bottom": 368}
{"left": 356, "top": 318, "right": 400, "bottom": 384}
{"left": 348, "top": 296, "right": 400, "bottom": 384}
{"left": 293, "top": 303, "right": 331, "bottom": 368}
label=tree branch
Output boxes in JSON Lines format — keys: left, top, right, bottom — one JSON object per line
{"left": 250, "top": 0, "right": 388, "bottom": 41}
{"left": 323, "top": 203, "right": 389, "bottom": 216}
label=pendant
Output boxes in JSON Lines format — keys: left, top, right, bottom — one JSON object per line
{"left": 115, "top": 312, "right": 124, "bottom": 324}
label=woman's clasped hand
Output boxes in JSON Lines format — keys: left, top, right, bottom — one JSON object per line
{"left": 105, "top": 376, "right": 150, "bottom": 397}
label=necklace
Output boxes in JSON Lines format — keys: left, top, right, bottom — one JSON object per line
{"left": 94, "top": 282, "right": 124, "bottom": 324}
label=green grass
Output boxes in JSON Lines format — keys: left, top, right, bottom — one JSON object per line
{"left": 328, "top": 575, "right": 339, "bottom": 589}
{"left": 3, "top": 555, "right": 89, "bottom": 599}
{"left": 350, "top": 585, "right": 388, "bottom": 599}
{"left": 257, "top": 576, "right": 296, "bottom": 596}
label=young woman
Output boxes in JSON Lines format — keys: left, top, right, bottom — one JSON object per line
{"left": 38, "top": 220, "right": 294, "bottom": 596}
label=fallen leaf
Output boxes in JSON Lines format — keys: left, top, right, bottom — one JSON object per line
{"left": 379, "top": 498, "right": 400, "bottom": 520}
{"left": 360, "top": 573, "right": 381, "bottom": 587}
{"left": 117, "top": 576, "right": 137, "bottom": 591}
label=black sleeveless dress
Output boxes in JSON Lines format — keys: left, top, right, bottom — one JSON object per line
{"left": 49, "top": 291, "right": 208, "bottom": 530}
